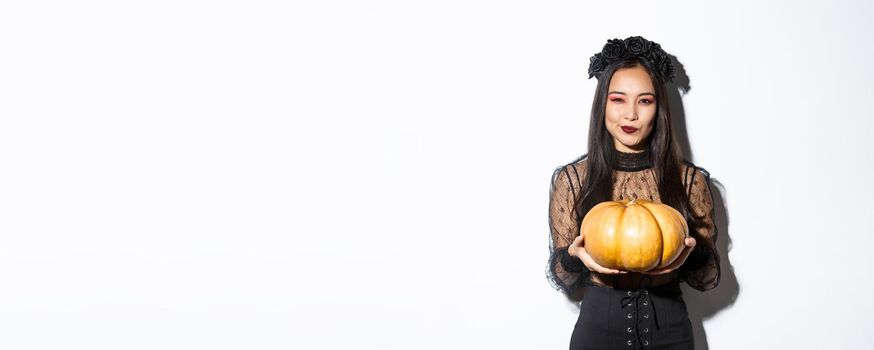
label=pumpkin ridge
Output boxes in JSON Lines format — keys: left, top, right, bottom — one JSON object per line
{"left": 616, "top": 203, "right": 627, "bottom": 270}
{"left": 643, "top": 204, "right": 664, "bottom": 269}
{"left": 640, "top": 201, "right": 687, "bottom": 269}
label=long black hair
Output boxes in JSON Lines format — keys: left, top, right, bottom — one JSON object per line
{"left": 573, "top": 56, "right": 695, "bottom": 225}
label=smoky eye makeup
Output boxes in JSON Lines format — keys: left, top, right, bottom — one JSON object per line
{"left": 608, "top": 96, "right": 655, "bottom": 104}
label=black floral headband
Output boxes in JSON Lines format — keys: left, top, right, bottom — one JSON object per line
{"left": 587, "top": 36, "right": 676, "bottom": 83}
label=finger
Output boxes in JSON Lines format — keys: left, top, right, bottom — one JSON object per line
{"left": 567, "top": 236, "right": 584, "bottom": 257}
{"left": 686, "top": 236, "right": 697, "bottom": 248}
{"left": 579, "top": 253, "right": 625, "bottom": 275}
{"left": 664, "top": 245, "right": 695, "bottom": 272}
{"left": 647, "top": 264, "right": 679, "bottom": 275}
{"left": 647, "top": 243, "right": 695, "bottom": 275}
{"left": 647, "top": 264, "right": 677, "bottom": 275}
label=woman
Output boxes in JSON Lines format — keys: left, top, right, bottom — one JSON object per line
{"left": 546, "top": 36, "right": 720, "bottom": 350}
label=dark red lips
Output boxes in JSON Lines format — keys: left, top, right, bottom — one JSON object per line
{"left": 621, "top": 126, "right": 638, "bottom": 133}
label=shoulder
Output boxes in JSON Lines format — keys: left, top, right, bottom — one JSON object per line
{"left": 553, "top": 153, "right": 588, "bottom": 179}
{"left": 680, "top": 159, "right": 714, "bottom": 202}
{"left": 551, "top": 153, "right": 589, "bottom": 190}
{"left": 681, "top": 159, "right": 711, "bottom": 185}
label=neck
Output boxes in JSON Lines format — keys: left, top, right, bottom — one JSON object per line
{"left": 614, "top": 148, "right": 653, "bottom": 171}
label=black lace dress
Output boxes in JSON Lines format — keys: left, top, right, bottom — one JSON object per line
{"left": 546, "top": 149, "right": 720, "bottom": 350}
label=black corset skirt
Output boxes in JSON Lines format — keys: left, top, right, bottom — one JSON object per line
{"left": 569, "top": 282, "right": 694, "bottom": 350}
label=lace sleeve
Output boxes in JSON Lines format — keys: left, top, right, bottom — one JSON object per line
{"left": 546, "top": 163, "right": 590, "bottom": 297}
{"left": 679, "top": 166, "right": 721, "bottom": 291}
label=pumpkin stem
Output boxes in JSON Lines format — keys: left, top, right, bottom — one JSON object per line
{"left": 628, "top": 198, "right": 637, "bottom": 206}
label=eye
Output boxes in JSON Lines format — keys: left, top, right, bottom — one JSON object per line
{"left": 640, "top": 99, "right": 654, "bottom": 105}
{"left": 610, "top": 98, "right": 624, "bottom": 103}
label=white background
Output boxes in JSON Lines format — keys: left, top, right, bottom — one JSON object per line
{"left": 1, "top": 1, "right": 873, "bottom": 349}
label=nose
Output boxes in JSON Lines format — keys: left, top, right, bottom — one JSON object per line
{"left": 625, "top": 109, "right": 638, "bottom": 121}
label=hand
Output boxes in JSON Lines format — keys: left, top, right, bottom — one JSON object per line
{"left": 568, "top": 234, "right": 628, "bottom": 275}
{"left": 645, "top": 236, "right": 697, "bottom": 275}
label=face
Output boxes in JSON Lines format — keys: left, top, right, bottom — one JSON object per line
{"left": 604, "top": 65, "right": 657, "bottom": 153}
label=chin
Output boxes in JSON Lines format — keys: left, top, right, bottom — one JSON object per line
{"left": 619, "top": 138, "right": 639, "bottom": 147}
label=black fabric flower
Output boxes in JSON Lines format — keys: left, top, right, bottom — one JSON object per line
{"left": 588, "top": 53, "right": 607, "bottom": 79}
{"left": 646, "top": 43, "right": 667, "bottom": 65}
{"left": 659, "top": 58, "right": 676, "bottom": 81}
{"left": 601, "top": 38, "right": 627, "bottom": 60}
{"left": 625, "top": 36, "right": 651, "bottom": 55}
{"left": 586, "top": 36, "right": 676, "bottom": 83}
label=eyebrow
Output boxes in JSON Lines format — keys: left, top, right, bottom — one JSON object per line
{"left": 608, "top": 91, "right": 656, "bottom": 97}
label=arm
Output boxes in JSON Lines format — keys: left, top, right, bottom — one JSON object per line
{"left": 678, "top": 166, "right": 721, "bottom": 291}
{"left": 546, "top": 164, "right": 590, "bottom": 296}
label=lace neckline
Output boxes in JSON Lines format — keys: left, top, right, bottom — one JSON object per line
{"left": 614, "top": 148, "right": 653, "bottom": 172}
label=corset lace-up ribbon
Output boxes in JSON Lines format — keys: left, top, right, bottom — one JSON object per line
{"left": 619, "top": 275, "right": 660, "bottom": 349}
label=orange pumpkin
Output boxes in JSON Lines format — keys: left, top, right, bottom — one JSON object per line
{"left": 580, "top": 198, "right": 688, "bottom": 272}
